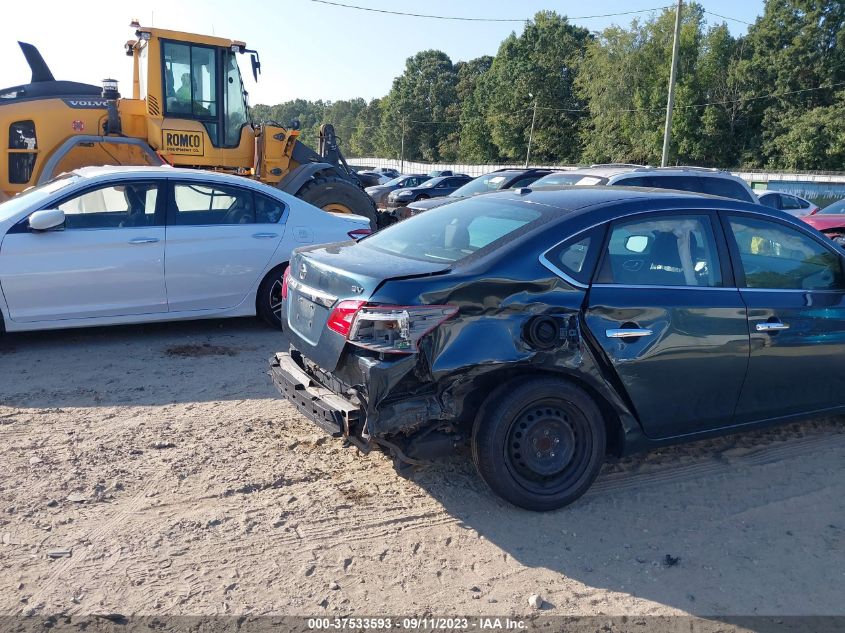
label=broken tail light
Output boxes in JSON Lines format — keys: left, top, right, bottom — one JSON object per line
{"left": 348, "top": 305, "right": 458, "bottom": 354}
{"left": 326, "top": 300, "right": 366, "bottom": 336}
{"left": 281, "top": 267, "right": 291, "bottom": 300}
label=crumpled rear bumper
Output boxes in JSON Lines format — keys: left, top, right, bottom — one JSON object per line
{"left": 269, "top": 351, "right": 362, "bottom": 438}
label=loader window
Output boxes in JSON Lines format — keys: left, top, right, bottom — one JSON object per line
{"left": 163, "top": 42, "right": 218, "bottom": 142}
{"left": 8, "top": 120, "right": 38, "bottom": 185}
{"left": 224, "top": 51, "right": 248, "bottom": 146}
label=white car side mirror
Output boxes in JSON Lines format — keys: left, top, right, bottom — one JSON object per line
{"left": 29, "top": 209, "right": 65, "bottom": 231}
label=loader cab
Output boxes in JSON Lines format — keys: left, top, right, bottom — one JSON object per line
{"left": 131, "top": 25, "right": 256, "bottom": 154}
{"left": 160, "top": 41, "right": 249, "bottom": 147}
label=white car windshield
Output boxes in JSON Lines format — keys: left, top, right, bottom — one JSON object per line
{"left": 0, "top": 174, "right": 80, "bottom": 222}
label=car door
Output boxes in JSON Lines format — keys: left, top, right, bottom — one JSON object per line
{"left": 722, "top": 212, "right": 845, "bottom": 421}
{"left": 0, "top": 179, "right": 166, "bottom": 322}
{"left": 164, "top": 180, "right": 285, "bottom": 312}
{"left": 583, "top": 211, "right": 751, "bottom": 439}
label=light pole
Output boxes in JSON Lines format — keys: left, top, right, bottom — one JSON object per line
{"left": 525, "top": 94, "right": 538, "bottom": 168}
{"left": 661, "top": 0, "right": 683, "bottom": 167}
{"left": 400, "top": 117, "right": 406, "bottom": 173}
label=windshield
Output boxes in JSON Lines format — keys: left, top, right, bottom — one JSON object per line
{"left": 534, "top": 173, "right": 604, "bottom": 187}
{"left": 821, "top": 199, "right": 845, "bottom": 214}
{"left": 361, "top": 196, "right": 543, "bottom": 264}
{"left": 451, "top": 173, "right": 511, "bottom": 197}
{"left": 418, "top": 178, "right": 442, "bottom": 189}
{"left": 384, "top": 176, "right": 406, "bottom": 186}
{"left": 0, "top": 174, "right": 80, "bottom": 222}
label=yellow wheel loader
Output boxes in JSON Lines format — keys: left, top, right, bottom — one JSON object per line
{"left": 0, "top": 22, "right": 382, "bottom": 226}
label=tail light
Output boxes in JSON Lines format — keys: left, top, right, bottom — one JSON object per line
{"left": 281, "top": 267, "right": 291, "bottom": 300}
{"left": 326, "top": 300, "right": 366, "bottom": 336}
{"left": 327, "top": 302, "right": 458, "bottom": 353}
{"left": 347, "top": 228, "right": 372, "bottom": 240}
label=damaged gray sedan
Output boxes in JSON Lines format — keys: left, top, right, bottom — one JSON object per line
{"left": 271, "top": 186, "right": 845, "bottom": 510}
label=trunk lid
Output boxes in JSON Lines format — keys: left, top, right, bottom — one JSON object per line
{"left": 285, "top": 241, "right": 449, "bottom": 371}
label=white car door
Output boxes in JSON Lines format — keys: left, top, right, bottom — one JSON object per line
{"left": 164, "top": 181, "right": 285, "bottom": 312}
{"left": 0, "top": 180, "right": 166, "bottom": 322}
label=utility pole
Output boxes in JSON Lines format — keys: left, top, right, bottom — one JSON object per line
{"left": 525, "top": 95, "right": 538, "bottom": 168}
{"left": 661, "top": 0, "right": 682, "bottom": 167}
{"left": 400, "top": 117, "right": 406, "bottom": 174}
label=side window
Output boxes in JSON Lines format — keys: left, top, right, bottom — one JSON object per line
{"left": 759, "top": 194, "right": 780, "bottom": 209}
{"left": 172, "top": 183, "right": 254, "bottom": 225}
{"left": 700, "top": 177, "right": 754, "bottom": 202}
{"left": 657, "top": 175, "right": 702, "bottom": 193}
{"left": 545, "top": 227, "right": 603, "bottom": 285}
{"left": 56, "top": 182, "right": 160, "bottom": 229}
{"left": 727, "top": 216, "right": 844, "bottom": 290}
{"left": 255, "top": 193, "right": 286, "bottom": 224}
{"left": 8, "top": 120, "right": 38, "bottom": 185}
{"left": 780, "top": 195, "right": 803, "bottom": 211}
{"left": 601, "top": 214, "right": 722, "bottom": 287}
{"left": 614, "top": 176, "right": 653, "bottom": 188}
{"left": 436, "top": 179, "right": 450, "bottom": 188}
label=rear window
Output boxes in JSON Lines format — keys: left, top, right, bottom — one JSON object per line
{"left": 362, "top": 197, "right": 543, "bottom": 263}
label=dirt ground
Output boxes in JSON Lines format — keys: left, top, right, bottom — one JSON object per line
{"left": 0, "top": 318, "right": 843, "bottom": 620}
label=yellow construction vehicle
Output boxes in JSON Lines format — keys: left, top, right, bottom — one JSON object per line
{"left": 0, "top": 22, "right": 380, "bottom": 224}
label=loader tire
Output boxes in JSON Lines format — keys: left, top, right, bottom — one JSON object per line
{"left": 296, "top": 175, "right": 379, "bottom": 229}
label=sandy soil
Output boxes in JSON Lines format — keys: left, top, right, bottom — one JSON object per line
{"left": 0, "top": 318, "right": 843, "bottom": 620}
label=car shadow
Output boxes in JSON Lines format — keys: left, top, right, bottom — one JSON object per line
{"left": 406, "top": 416, "right": 845, "bottom": 621}
{"left": 0, "top": 317, "right": 287, "bottom": 408}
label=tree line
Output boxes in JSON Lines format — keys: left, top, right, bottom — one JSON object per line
{"left": 251, "top": 0, "right": 845, "bottom": 171}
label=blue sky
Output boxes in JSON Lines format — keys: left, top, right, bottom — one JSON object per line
{"left": 1, "top": 0, "right": 764, "bottom": 106}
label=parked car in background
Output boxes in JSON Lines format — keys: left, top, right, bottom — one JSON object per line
{"left": 365, "top": 173, "right": 431, "bottom": 208}
{"left": 532, "top": 165, "right": 758, "bottom": 203}
{"left": 0, "top": 166, "right": 370, "bottom": 332}
{"left": 802, "top": 198, "right": 845, "bottom": 244}
{"left": 757, "top": 190, "right": 819, "bottom": 217}
{"left": 387, "top": 175, "right": 473, "bottom": 208}
{"left": 372, "top": 167, "right": 400, "bottom": 179}
{"left": 400, "top": 168, "right": 558, "bottom": 218}
{"left": 271, "top": 186, "right": 845, "bottom": 510}
{"left": 355, "top": 171, "right": 390, "bottom": 187}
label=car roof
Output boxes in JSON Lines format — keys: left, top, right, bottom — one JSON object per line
{"left": 67, "top": 165, "right": 281, "bottom": 194}
{"left": 483, "top": 185, "right": 759, "bottom": 217}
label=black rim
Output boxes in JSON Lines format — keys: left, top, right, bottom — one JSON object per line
{"left": 504, "top": 398, "right": 592, "bottom": 495}
{"left": 268, "top": 278, "right": 284, "bottom": 324}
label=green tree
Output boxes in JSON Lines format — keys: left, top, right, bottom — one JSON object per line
{"left": 380, "top": 50, "right": 459, "bottom": 161}
{"left": 480, "top": 11, "right": 590, "bottom": 164}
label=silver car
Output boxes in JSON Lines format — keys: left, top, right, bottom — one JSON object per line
{"left": 365, "top": 174, "right": 430, "bottom": 208}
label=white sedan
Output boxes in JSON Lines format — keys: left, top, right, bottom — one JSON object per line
{"left": 0, "top": 166, "right": 371, "bottom": 332}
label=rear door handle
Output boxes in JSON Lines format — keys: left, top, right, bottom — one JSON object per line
{"left": 252, "top": 232, "right": 279, "bottom": 239}
{"left": 756, "top": 322, "right": 789, "bottom": 332}
{"left": 128, "top": 237, "right": 159, "bottom": 244}
{"left": 606, "top": 328, "right": 653, "bottom": 339}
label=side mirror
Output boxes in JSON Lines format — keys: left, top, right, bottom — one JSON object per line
{"left": 29, "top": 209, "right": 65, "bottom": 231}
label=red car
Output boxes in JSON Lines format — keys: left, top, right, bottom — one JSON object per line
{"left": 802, "top": 198, "right": 845, "bottom": 242}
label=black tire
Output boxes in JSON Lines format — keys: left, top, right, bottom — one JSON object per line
{"left": 296, "top": 174, "right": 379, "bottom": 229}
{"left": 471, "top": 377, "right": 606, "bottom": 511}
{"left": 256, "top": 264, "right": 288, "bottom": 329}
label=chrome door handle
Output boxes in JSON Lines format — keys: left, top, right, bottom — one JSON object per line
{"left": 252, "top": 232, "right": 279, "bottom": 239}
{"left": 128, "top": 237, "right": 159, "bottom": 244}
{"left": 606, "top": 328, "right": 653, "bottom": 339}
{"left": 756, "top": 322, "right": 789, "bottom": 332}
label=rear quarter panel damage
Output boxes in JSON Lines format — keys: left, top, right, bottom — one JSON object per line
{"left": 354, "top": 272, "right": 640, "bottom": 454}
